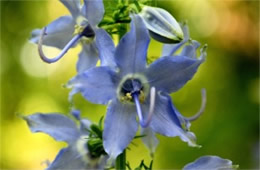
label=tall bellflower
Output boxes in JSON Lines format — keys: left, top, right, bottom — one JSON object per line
{"left": 68, "top": 14, "right": 207, "bottom": 159}
{"left": 23, "top": 112, "right": 107, "bottom": 169}
{"left": 30, "top": 0, "right": 115, "bottom": 73}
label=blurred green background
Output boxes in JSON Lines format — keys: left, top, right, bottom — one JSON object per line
{"left": 0, "top": 0, "right": 259, "bottom": 169}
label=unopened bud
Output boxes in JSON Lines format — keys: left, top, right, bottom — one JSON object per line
{"left": 139, "top": 6, "right": 184, "bottom": 43}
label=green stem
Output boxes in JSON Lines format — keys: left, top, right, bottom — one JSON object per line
{"left": 133, "top": 0, "right": 142, "bottom": 12}
{"left": 119, "top": 23, "right": 127, "bottom": 40}
{"left": 115, "top": 150, "right": 126, "bottom": 170}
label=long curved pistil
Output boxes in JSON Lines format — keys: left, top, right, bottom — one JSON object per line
{"left": 38, "top": 27, "right": 82, "bottom": 63}
{"left": 186, "top": 88, "right": 207, "bottom": 121}
{"left": 133, "top": 87, "right": 156, "bottom": 128}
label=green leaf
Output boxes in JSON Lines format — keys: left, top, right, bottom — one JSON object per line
{"left": 98, "top": 116, "right": 104, "bottom": 129}
{"left": 90, "top": 124, "right": 103, "bottom": 139}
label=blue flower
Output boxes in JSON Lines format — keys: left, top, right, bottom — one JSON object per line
{"left": 23, "top": 112, "right": 108, "bottom": 169}
{"left": 68, "top": 14, "right": 207, "bottom": 159}
{"left": 30, "top": 0, "right": 115, "bottom": 73}
{"left": 183, "top": 155, "right": 238, "bottom": 170}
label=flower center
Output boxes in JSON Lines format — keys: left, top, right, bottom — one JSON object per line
{"left": 74, "top": 16, "right": 95, "bottom": 38}
{"left": 117, "top": 75, "right": 156, "bottom": 128}
{"left": 118, "top": 76, "right": 148, "bottom": 103}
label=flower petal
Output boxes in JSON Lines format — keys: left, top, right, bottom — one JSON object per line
{"left": 180, "top": 40, "right": 201, "bottom": 58}
{"left": 161, "top": 24, "right": 189, "bottom": 56}
{"left": 47, "top": 146, "right": 86, "bottom": 170}
{"left": 48, "top": 135, "right": 107, "bottom": 169}
{"left": 67, "top": 66, "right": 119, "bottom": 104}
{"left": 115, "top": 14, "right": 150, "bottom": 75}
{"left": 94, "top": 28, "right": 116, "bottom": 68}
{"left": 23, "top": 113, "right": 80, "bottom": 144}
{"left": 145, "top": 50, "right": 205, "bottom": 93}
{"left": 183, "top": 155, "right": 238, "bottom": 170}
{"left": 81, "top": 0, "right": 104, "bottom": 26}
{"left": 141, "top": 127, "right": 159, "bottom": 156}
{"left": 30, "top": 16, "right": 75, "bottom": 49}
{"left": 103, "top": 100, "right": 138, "bottom": 159}
{"left": 60, "top": 0, "right": 81, "bottom": 19}
{"left": 70, "top": 109, "right": 91, "bottom": 135}
{"left": 77, "top": 43, "right": 99, "bottom": 73}
{"left": 148, "top": 93, "right": 198, "bottom": 147}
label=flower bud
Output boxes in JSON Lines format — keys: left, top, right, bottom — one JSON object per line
{"left": 139, "top": 6, "right": 184, "bottom": 43}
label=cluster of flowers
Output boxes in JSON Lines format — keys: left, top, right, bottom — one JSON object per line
{"left": 24, "top": 0, "right": 237, "bottom": 169}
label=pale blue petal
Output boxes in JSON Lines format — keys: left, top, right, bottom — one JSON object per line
{"left": 183, "top": 155, "right": 237, "bottom": 170}
{"left": 115, "top": 14, "right": 150, "bottom": 75}
{"left": 148, "top": 93, "right": 198, "bottom": 147}
{"left": 60, "top": 0, "right": 81, "bottom": 19}
{"left": 141, "top": 127, "right": 159, "bottom": 156}
{"left": 94, "top": 28, "right": 116, "bottom": 68}
{"left": 77, "top": 43, "right": 99, "bottom": 73}
{"left": 81, "top": 0, "right": 104, "bottom": 26}
{"left": 30, "top": 16, "right": 75, "bottom": 49}
{"left": 67, "top": 66, "right": 119, "bottom": 104}
{"left": 24, "top": 113, "right": 80, "bottom": 144}
{"left": 103, "top": 100, "right": 138, "bottom": 159}
{"left": 162, "top": 24, "right": 189, "bottom": 56}
{"left": 145, "top": 55, "right": 204, "bottom": 93}
{"left": 48, "top": 136, "right": 106, "bottom": 169}
{"left": 180, "top": 40, "right": 200, "bottom": 58}
{"left": 47, "top": 146, "right": 86, "bottom": 170}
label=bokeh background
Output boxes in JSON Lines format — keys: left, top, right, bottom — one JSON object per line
{"left": 0, "top": 0, "right": 259, "bottom": 169}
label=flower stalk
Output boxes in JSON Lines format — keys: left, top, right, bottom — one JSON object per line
{"left": 115, "top": 149, "right": 126, "bottom": 170}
